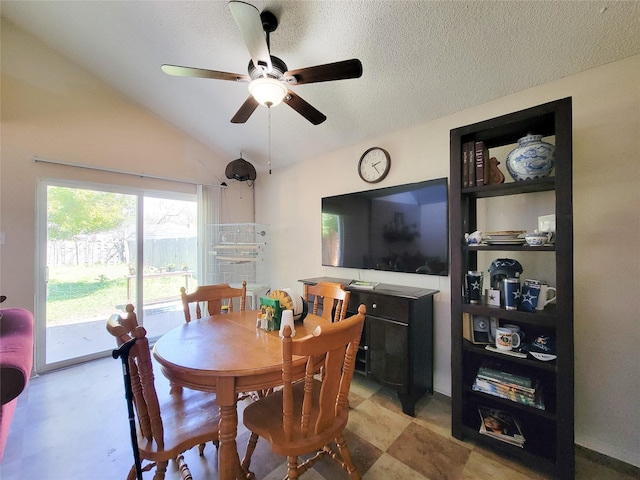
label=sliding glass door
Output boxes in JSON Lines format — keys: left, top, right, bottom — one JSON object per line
{"left": 37, "top": 180, "right": 197, "bottom": 372}
{"left": 139, "top": 196, "right": 198, "bottom": 340}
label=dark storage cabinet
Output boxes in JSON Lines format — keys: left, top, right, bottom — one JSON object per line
{"left": 299, "top": 277, "right": 438, "bottom": 416}
{"left": 449, "top": 98, "right": 574, "bottom": 479}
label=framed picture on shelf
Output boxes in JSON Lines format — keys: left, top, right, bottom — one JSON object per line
{"left": 463, "top": 314, "right": 497, "bottom": 344}
{"left": 486, "top": 288, "right": 501, "bottom": 307}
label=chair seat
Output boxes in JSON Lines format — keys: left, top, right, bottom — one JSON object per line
{"left": 136, "top": 387, "right": 220, "bottom": 460}
{"left": 243, "top": 380, "right": 348, "bottom": 457}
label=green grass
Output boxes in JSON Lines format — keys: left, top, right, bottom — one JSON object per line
{"left": 47, "top": 264, "right": 196, "bottom": 325}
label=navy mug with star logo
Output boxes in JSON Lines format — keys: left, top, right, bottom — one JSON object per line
{"left": 502, "top": 278, "right": 521, "bottom": 310}
{"left": 465, "top": 271, "right": 484, "bottom": 304}
{"left": 519, "top": 281, "right": 541, "bottom": 312}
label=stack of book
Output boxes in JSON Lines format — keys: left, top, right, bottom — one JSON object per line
{"left": 472, "top": 366, "right": 545, "bottom": 410}
{"left": 478, "top": 406, "right": 526, "bottom": 448}
{"left": 461, "top": 140, "right": 490, "bottom": 188}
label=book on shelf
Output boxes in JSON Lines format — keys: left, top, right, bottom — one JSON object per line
{"left": 462, "top": 141, "right": 475, "bottom": 188}
{"left": 462, "top": 141, "right": 471, "bottom": 188}
{"left": 478, "top": 406, "right": 525, "bottom": 447}
{"left": 348, "top": 280, "right": 378, "bottom": 290}
{"left": 472, "top": 377, "right": 545, "bottom": 410}
{"left": 477, "top": 366, "right": 533, "bottom": 389}
{"left": 466, "top": 141, "right": 475, "bottom": 187}
{"left": 475, "top": 376, "right": 536, "bottom": 397}
{"left": 474, "top": 141, "right": 490, "bottom": 186}
{"left": 471, "top": 373, "right": 545, "bottom": 410}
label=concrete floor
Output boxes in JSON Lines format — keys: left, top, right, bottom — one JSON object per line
{"left": 45, "top": 301, "right": 185, "bottom": 365}
{"left": 2, "top": 357, "right": 638, "bottom": 480}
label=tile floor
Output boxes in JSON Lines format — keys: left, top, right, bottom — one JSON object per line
{"left": 1, "top": 355, "right": 637, "bottom": 480}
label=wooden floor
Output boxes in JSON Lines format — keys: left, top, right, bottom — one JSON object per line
{"left": 1, "top": 355, "right": 637, "bottom": 480}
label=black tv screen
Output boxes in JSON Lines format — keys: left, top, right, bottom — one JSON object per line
{"left": 322, "top": 178, "right": 449, "bottom": 275}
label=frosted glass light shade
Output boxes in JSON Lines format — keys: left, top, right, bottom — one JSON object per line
{"left": 248, "top": 78, "right": 287, "bottom": 107}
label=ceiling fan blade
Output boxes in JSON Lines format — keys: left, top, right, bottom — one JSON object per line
{"left": 231, "top": 95, "right": 260, "bottom": 124}
{"left": 228, "top": 1, "right": 272, "bottom": 74}
{"left": 162, "top": 64, "right": 249, "bottom": 82}
{"left": 283, "top": 90, "right": 327, "bottom": 125}
{"left": 284, "top": 59, "right": 363, "bottom": 85}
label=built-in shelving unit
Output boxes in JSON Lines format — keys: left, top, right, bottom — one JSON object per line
{"left": 449, "top": 98, "right": 574, "bottom": 479}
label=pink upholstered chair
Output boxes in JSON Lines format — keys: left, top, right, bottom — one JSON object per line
{"left": 0, "top": 308, "right": 34, "bottom": 460}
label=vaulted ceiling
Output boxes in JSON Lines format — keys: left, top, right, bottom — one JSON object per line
{"left": 2, "top": 1, "right": 638, "bottom": 174}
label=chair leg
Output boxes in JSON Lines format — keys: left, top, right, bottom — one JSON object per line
{"left": 240, "top": 432, "right": 259, "bottom": 477}
{"left": 176, "top": 454, "right": 193, "bottom": 480}
{"left": 335, "top": 435, "right": 360, "bottom": 480}
{"left": 297, "top": 448, "right": 327, "bottom": 476}
{"left": 153, "top": 460, "right": 168, "bottom": 480}
{"left": 126, "top": 466, "right": 137, "bottom": 480}
{"left": 287, "top": 455, "right": 300, "bottom": 480}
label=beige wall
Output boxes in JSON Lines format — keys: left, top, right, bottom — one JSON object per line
{"left": 2, "top": 17, "right": 639, "bottom": 468}
{"left": 257, "top": 55, "right": 640, "bottom": 467}
{"left": 0, "top": 18, "right": 254, "bottom": 309}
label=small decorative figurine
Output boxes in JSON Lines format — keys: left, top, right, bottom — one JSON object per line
{"left": 488, "top": 157, "right": 505, "bottom": 184}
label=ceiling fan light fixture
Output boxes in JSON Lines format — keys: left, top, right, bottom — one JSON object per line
{"left": 248, "top": 77, "right": 287, "bottom": 107}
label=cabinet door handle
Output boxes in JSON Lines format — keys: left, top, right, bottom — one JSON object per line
{"left": 363, "top": 345, "right": 369, "bottom": 350}
{"left": 372, "top": 303, "right": 377, "bottom": 309}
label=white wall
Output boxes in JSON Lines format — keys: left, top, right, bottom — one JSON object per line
{"left": 256, "top": 55, "right": 640, "bottom": 467}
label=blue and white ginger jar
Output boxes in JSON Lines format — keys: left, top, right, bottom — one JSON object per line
{"left": 505, "top": 134, "right": 555, "bottom": 182}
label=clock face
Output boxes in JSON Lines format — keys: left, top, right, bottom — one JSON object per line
{"left": 358, "top": 147, "right": 390, "bottom": 183}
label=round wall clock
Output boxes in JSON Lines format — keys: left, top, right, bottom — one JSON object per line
{"left": 358, "top": 147, "right": 391, "bottom": 183}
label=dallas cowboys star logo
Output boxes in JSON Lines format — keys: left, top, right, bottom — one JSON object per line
{"left": 521, "top": 291, "right": 536, "bottom": 305}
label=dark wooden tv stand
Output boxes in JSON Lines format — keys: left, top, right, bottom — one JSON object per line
{"left": 299, "top": 276, "right": 439, "bottom": 416}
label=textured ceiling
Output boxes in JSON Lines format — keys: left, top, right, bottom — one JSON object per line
{"left": 2, "top": 1, "right": 639, "bottom": 174}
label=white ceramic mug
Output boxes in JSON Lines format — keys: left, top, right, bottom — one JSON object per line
{"left": 536, "top": 284, "right": 557, "bottom": 311}
{"left": 279, "top": 309, "right": 296, "bottom": 338}
{"left": 495, "top": 327, "right": 521, "bottom": 351}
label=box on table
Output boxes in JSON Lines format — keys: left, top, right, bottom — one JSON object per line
{"left": 258, "top": 297, "right": 282, "bottom": 331}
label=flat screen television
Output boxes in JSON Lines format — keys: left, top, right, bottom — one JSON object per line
{"left": 321, "top": 178, "right": 449, "bottom": 275}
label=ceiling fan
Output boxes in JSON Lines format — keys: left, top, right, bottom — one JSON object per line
{"left": 161, "top": 1, "right": 363, "bottom": 125}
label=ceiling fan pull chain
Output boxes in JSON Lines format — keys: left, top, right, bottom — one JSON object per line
{"left": 268, "top": 107, "right": 272, "bottom": 175}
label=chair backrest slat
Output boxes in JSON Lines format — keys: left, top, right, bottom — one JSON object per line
{"left": 300, "top": 356, "right": 316, "bottom": 439}
{"left": 133, "top": 327, "right": 164, "bottom": 447}
{"left": 106, "top": 306, "right": 164, "bottom": 446}
{"left": 181, "top": 281, "right": 247, "bottom": 322}
{"left": 304, "top": 281, "right": 351, "bottom": 323}
{"left": 280, "top": 304, "right": 365, "bottom": 441}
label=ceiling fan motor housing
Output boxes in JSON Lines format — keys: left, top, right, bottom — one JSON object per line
{"left": 249, "top": 55, "right": 288, "bottom": 80}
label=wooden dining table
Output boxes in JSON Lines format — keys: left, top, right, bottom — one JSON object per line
{"left": 152, "top": 309, "right": 330, "bottom": 480}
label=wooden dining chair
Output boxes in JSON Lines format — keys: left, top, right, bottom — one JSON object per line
{"left": 180, "top": 281, "right": 247, "bottom": 323}
{"left": 241, "top": 304, "right": 366, "bottom": 480}
{"left": 304, "top": 281, "right": 351, "bottom": 322}
{"left": 106, "top": 306, "right": 220, "bottom": 480}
